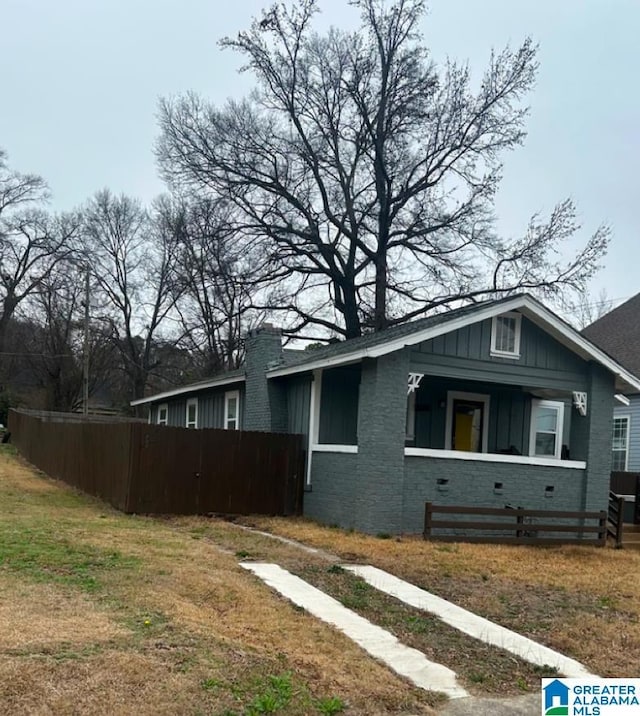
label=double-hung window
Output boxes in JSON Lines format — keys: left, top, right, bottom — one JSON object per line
{"left": 529, "top": 399, "right": 564, "bottom": 459}
{"left": 491, "top": 312, "right": 522, "bottom": 359}
{"left": 157, "top": 403, "right": 168, "bottom": 426}
{"left": 224, "top": 390, "right": 240, "bottom": 430}
{"left": 612, "top": 416, "right": 630, "bottom": 471}
{"left": 185, "top": 398, "right": 198, "bottom": 429}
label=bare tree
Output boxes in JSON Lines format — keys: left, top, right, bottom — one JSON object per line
{"left": 165, "top": 196, "right": 274, "bottom": 374}
{"left": 157, "top": 0, "right": 609, "bottom": 338}
{"left": 19, "top": 262, "right": 118, "bottom": 412}
{"left": 83, "top": 190, "right": 182, "bottom": 408}
{"left": 0, "top": 150, "right": 79, "bottom": 354}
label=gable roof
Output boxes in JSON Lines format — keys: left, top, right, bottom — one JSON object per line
{"left": 267, "top": 293, "right": 640, "bottom": 394}
{"left": 132, "top": 293, "right": 640, "bottom": 407}
{"left": 582, "top": 292, "right": 640, "bottom": 378}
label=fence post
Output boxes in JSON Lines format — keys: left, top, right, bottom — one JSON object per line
{"left": 423, "top": 502, "right": 433, "bottom": 540}
{"left": 516, "top": 512, "right": 523, "bottom": 539}
{"left": 615, "top": 498, "right": 625, "bottom": 548}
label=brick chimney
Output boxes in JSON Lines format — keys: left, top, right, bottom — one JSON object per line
{"left": 243, "top": 324, "right": 287, "bottom": 432}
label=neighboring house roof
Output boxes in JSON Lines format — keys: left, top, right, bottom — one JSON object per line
{"left": 582, "top": 292, "right": 640, "bottom": 379}
{"left": 130, "top": 368, "right": 245, "bottom": 407}
{"left": 266, "top": 293, "right": 640, "bottom": 394}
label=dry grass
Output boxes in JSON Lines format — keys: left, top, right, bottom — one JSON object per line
{"left": 0, "top": 454, "right": 436, "bottom": 715}
{"left": 238, "top": 516, "right": 640, "bottom": 678}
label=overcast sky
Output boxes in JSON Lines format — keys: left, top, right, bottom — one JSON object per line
{"left": 2, "top": 0, "right": 638, "bottom": 309}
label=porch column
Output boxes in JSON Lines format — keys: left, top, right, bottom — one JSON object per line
{"left": 355, "top": 350, "right": 409, "bottom": 533}
{"left": 569, "top": 362, "right": 615, "bottom": 512}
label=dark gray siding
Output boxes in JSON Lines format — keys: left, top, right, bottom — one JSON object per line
{"left": 168, "top": 400, "right": 186, "bottom": 426}
{"left": 411, "top": 316, "right": 588, "bottom": 391}
{"left": 403, "top": 457, "right": 586, "bottom": 533}
{"left": 409, "top": 376, "right": 572, "bottom": 456}
{"left": 286, "top": 375, "right": 311, "bottom": 437}
{"left": 318, "top": 365, "right": 360, "bottom": 445}
{"left": 410, "top": 377, "right": 532, "bottom": 453}
{"left": 149, "top": 383, "right": 245, "bottom": 429}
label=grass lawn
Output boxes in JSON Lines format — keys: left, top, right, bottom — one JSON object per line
{"left": 0, "top": 450, "right": 434, "bottom": 715}
{"left": 3, "top": 449, "right": 639, "bottom": 714}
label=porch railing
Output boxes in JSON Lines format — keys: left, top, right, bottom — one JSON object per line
{"left": 607, "top": 491, "right": 625, "bottom": 549}
{"left": 424, "top": 502, "right": 607, "bottom": 546}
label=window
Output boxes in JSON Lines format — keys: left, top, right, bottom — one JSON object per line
{"left": 529, "top": 399, "right": 564, "bottom": 459}
{"left": 224, "top": 390, "right": 240, "bottom": 430}
{"left": 185, "top": 398, "right": 198, "bottom": 429}
{"left": 157, "top": 403, "right": 168, "bottom": 426}
{"left": 491, "top": 312, "right": 522, "bottom": 358}
{"left": 612, "top": 416, "right": 630, "bottom": 471}
{"left": 445, "top": 391, "right": 490, "bottom": 453}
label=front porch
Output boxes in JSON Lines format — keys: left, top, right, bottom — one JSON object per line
{"left": 303, "top": 348, "right": 613, "bottom": 535}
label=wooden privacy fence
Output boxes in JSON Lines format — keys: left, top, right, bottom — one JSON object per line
{"left": 8, "top": 409, "right": 304, "bottom": 516}
{"left": 424, "top": 502, "right": 607, "bottom": 546}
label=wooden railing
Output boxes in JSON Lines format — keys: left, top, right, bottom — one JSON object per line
{"left": 607, "top": 491, "right": 625, "bottom": 548}
{"left": 424, "top": 502, "right": 607, "bottom": 546}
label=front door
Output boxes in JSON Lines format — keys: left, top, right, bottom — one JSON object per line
{"left": 451, "top": 399, "right": 485, "bottom": 452}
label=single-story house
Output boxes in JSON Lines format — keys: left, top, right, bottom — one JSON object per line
{"left": 132, "top": 293, "right": 640, "bottom": 534}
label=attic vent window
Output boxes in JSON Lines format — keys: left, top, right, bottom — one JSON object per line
{"left": 490, "top": 312, "right": 522, "bottom": 359}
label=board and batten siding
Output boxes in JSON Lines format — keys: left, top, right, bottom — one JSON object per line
{"left": 410, "top": 315, "right": 588, "bottom": 391}
{"left": 318, "top": 365, "right": 361, "bottom": 445}
{"left": 615, "top": 396, "right": 640, "bottom": 471}
{"left": 148, "top": 383, "right": 245, "bottom": 429}
{"left": 286, "top": 375, "right": 311, "bottom": 438}
{"left": 409, "top": 375, "right": 573, "bottom": 456}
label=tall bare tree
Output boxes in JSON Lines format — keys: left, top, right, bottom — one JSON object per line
{"left": 0, "top": 150, "right": 79, "bottom": 354}
{"left": 83, "top": 190, "right": 182, "bottom": 408}
{"left": 158, "top": 0, "right": 609, "bottom": 338}
{"left": 165, "top": 196, "right": 275, "bottom": 374}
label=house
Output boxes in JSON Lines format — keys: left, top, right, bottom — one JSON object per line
{"left": 583, "top": 293, "right": 640, "bottom": 474}
{"left": 131, "top": 293, "right": 640, "bottom": 534}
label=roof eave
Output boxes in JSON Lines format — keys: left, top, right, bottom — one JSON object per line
{"left": 130, "top": 374, "right": 246, "bottom": 407}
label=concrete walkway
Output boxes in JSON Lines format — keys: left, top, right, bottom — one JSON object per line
{"left": 241, "top": 562, "right": 469, "bottom": 699}
{"left": 344, "top": 565, "right": 592, "bottom": 678}
{"left": 437, "top": 693, "right": 541, "bottom": 715}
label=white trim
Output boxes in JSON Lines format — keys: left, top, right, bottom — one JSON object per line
{"left": 306, "top": 369, "right": 323, "bottom": 487}
{"left": 185, "top": 397, "right": 198, "bottom": 429}
{"left": 404, "top": 447, "right": 586, "bottom": 470}
{"left": 490, "top": 312, "right": 522, "bottom": 359}
{"left": 529, "top": 399, "right": 564, "bottom": 460}
{"left": 444, "top": 391, "right": 490, "bottom": 453}
{"left": 312, "top": 444, "right": 358, "bottom": 454}
{"left": 265, "top": 294, "right": 640, "bottom": 394}
{"left": 130, "top": 374, "right": 245, "bottom": 407}
{"left": 224, "top": 390, "right": 240, "bottom": 430}
{"left": 615, "top": 394, "right": 631, "bottom": 406}
{"left": 612, "top": 414, "right": 630, "bottom": 472}
{"left": 157, "top": 403, "right": 168, "bottom": 426}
